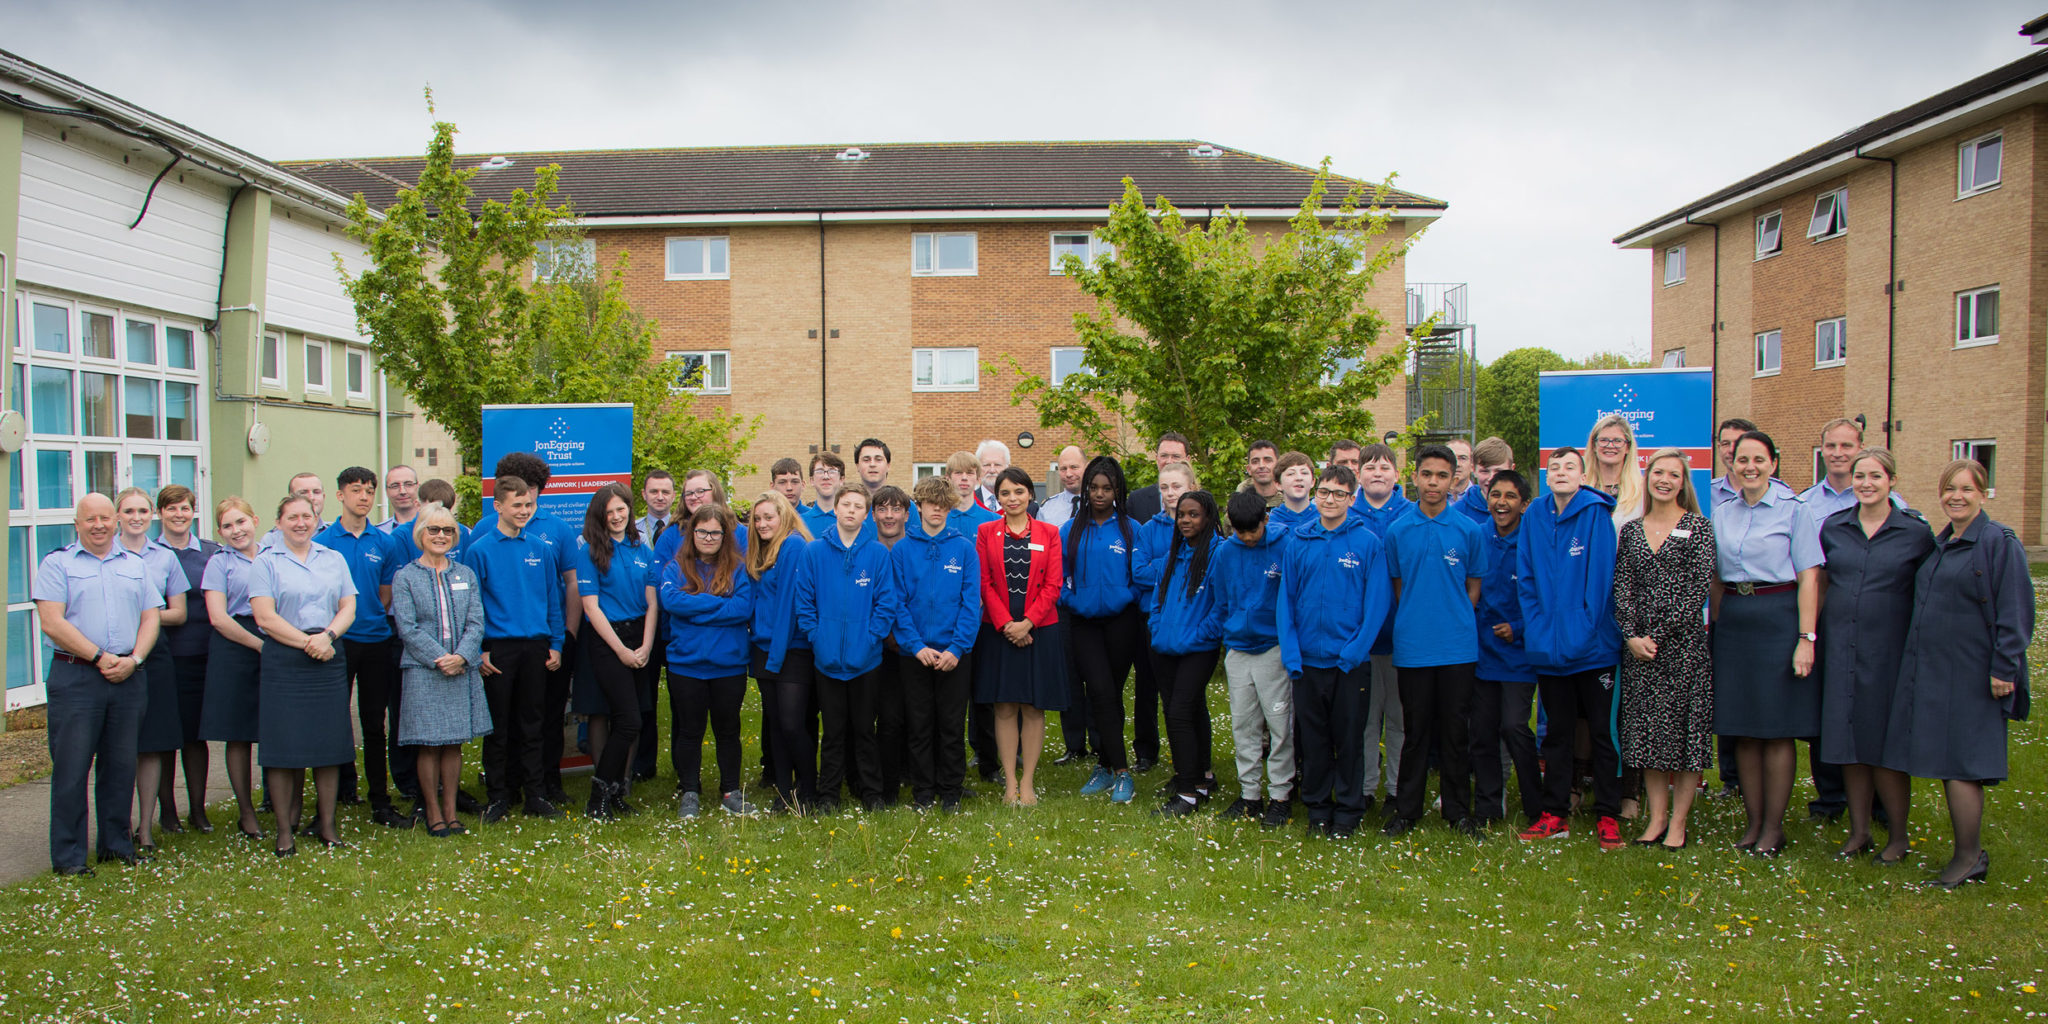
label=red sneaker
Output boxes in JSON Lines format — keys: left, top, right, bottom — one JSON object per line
{"left": 1518, "top": 813, "right": 1570, "bottom": 841}
{"left": 1596, "top": 815, "right": 1624, "bottom": 851}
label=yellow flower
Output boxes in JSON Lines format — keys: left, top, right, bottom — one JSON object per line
{"left": 891, "top": 927, "right": 903, "bottom": 939}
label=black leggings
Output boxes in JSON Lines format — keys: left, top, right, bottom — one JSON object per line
{"left": 670, "top": 670, "right": 746, "bottom": 796}
{"left": 755, "top": 647, "right": 817, "bottom": 807}
{"left": 1070, "top": 606, "right": 1141, "bottom": 770}
{"left": 1155, "top": 648, "right": 1218, "bottom": 795}
{"left": 586, "top": 619, "right": 649, "bottom": 786}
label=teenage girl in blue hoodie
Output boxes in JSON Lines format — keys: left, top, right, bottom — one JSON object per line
{"left": 1061, "top": 456, "right": 1144, "bottom": 803}
{"left": 793, "top": 483, "right": 902, "bottom": 813}
{"left": 1151, "top": 491, "right": 1225, "bottom": 816}
{"left": 747, "top": 491, "right": 815, "bottom": 814}
{"left": 661, "top": 504, "right": 756, "bottom": 819}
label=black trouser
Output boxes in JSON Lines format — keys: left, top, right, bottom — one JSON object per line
{"left": 632, "top": 620, "right": 667, "bottom": 781}
{"left": 902, "top": 652, "right": 972, "bottom": 804}
{"left": 1538, "top": 667, "right": 1620, "bottom": 818}
{"left": 342, "top": 637, "right": 399, "bottom": 806}
{"left": 46, "top": 659, "right": 143, "bottom": 870}
{"left": 671, "top": 670, "right": 745, "bottom": 796}
{"left": 539, "top": 630, "right": 578, "bottom": 794}
{"left": 382, "top": 632, "right": 419, "bottom": 801}
{"left": 817, "top": 666, "right": 881, "bottom": 804}
{"left": 872, "top": 650, "right": 906, "bottom": 803}
{"left": 1294, "top": 663, "right": 1370, "bottom": 829}
{"left": 1132, "top": 614, "right": 1162, "bottom": 763}
{"left": 1070, "top": 607, "right": 1140, "bottom": 770}
{"left": 587, "top": 619, "right": 649, "bottom": 786}
{"left": 481, "top": 637, "right": 549, "bottom": 806}
{"left": 1394, "top": 662, "right": 1475, "bottom": 823}
{"left": 1156, "top": 648, "right": 1219, "bottom": 795}
{"left": 1717, "top": 735, "right": 1741, "bottom": 789}
{"left": 1471, "top": 677, "right": 1540, "bottom": 823}
{"left": 755, "top": 647, "right": 817, "bottom": 807}
{"left": 1807, "top": 741, "right": 1846, "bottom": 814}
{"left": 969, "top": 631, "right": 997, "bottom": 777}
{"left": 1056, "top": 618, "right": 1095, "bottom": 756}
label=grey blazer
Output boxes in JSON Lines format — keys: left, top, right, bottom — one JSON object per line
{"left": 390, "top": 559, "right": 486, "bottom": 672}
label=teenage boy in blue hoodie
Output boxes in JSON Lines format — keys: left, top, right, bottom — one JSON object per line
{"left": 1278, "top": 465, "right": 1392, "bottom": 839}
{"left": 893, "top": 476, "right": 982, "bottom": 811}
{"left": 1382, "top": 445, "right": 1489, "bottom": 839}
{"left": 1455, "top": 437, "right": 1512, "bottom": 525}
{"left": 1471, "top": 470, "right": 1541, "bottom": 825}
{"left": 1515, "top": 446, "right": 1626, "bottom": 850}
{"left": 1214, "top": 490, "right": 1295, "bottom": 829}
{"left": 1265, "top": 451, "right": 1319, "bottom": 533}
{"left": 793, "top": 482, "right": 902, "bottom": 813}
{"left": 1348, "top": 443, "right": 1410, "bottom": 813}
{"left": 461, "top": 474, "right": 566, "bottom": 822}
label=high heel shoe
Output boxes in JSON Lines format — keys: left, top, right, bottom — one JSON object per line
{"left": 274, "top": 842, "right": 297, "bottom": 858}
{"left": 1835, "top": 839, "right": 1874, "bottom": 860}
{"left": 188, "top": 812, "right": 214, "bottom": 835}
{"left": 1925, "top": 850, "right": 1990, "bottom": 889}
{"left": 1750, "top": 838, "right": 1787, "bottom": 858}
{"left": 1873, "top": 847, "right": 1910, "bottom": 867}
{"left": 1734, "top": 837, "right": 1758, "bottom": 852}
{"left": 1632, "top": 827, "right": 1669, "bottom": 847}
{"left": 1660, "top": 832, "right": 1690, "bottom": 851}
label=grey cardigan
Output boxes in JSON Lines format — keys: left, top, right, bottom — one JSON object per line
{"left": 390, "top": 559, "right": 486, "bottom": 672}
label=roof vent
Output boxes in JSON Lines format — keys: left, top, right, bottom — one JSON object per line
{"left": 1187, "top": 144, "right": 1223, "bottom": 158}
{"left": 478, "top": 155, "right": 514, "bottom": 170}
{"left": 835, "top": 146, "right": 870, "bottom": 162}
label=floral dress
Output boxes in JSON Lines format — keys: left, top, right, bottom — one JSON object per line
{"left": 1612, "top": 512, "right": 1716, "bottom": 771}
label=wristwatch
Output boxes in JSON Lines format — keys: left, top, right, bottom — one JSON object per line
{"left": 1797, "top": 631, "right": 1818, "bottom": 642}
{"left": 322, "top": 629, "right": 338, "bottom": 643}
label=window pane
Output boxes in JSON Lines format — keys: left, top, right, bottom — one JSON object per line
{"left": 1768, "top": 333, "right": 1781, "bottom": 367}
{"left": 669, "top": 238, "right": 704, "bottom": 276}
{"left": 131, "top": 454, "right": 160, "bottom": 495}
{"left": 8, "top": 453, "right": 19, "bottom": 511}
{"left": 913, "top": 349, "right": 934, "bottom": 387}
{"left": 81, "top": 312, "right": 114, "bottom": 359}
{"left": 913, "top": 234, "right": 933, "bottom": 272}
{"left": 8, "top": 526, "right": 28, "bottom": 603}
{"left": 32, "top": 303, "right": 68, "bottom": 354}
{"left": 8, "top": 609, "right": 33, "bottom": 692}
{"left": 125, "top": 320, "right": 156, "bottom": 364}
{"left": 35, "top": 449, "right": 71, "bottom": 509}
{"left": 1976, "top": 290, "right": 1998, "bottom": 337}
{"left": 305, "top": 344, "right": 325, "bottom": 387}
{"left": 1052, "top": 348, "right": 1086, "bottom": 383}
{"left": 169, "top": 455, "right": 197, "bottom": 489}
{"left": 1052, "top": 234, "right": 1089, "bottom": 270}
{"left": 124, "top": 377, "right": 158, "bottom": 438}
{"left": 262, "top": 335, "right": 281, "bottom": 380}
{"left": 166, "top": 327, "right": 195, "bottom": 370}
{"left": 1980, "top": 137, "right": 2002, "bottom": 184}
{"left": 936, "top": 234, "right": 974, "bottom": 271}
{"left": 347, "top": 351, "right": 365, "bottom": 394}
{"left": 707, "top": 237, "right": 728, "bottom": 275}
{"left": 705, "top": 353, "right": 728, "bottom": 390}
{"left": 83, "top": 450, "right": 116, "bottom": 497}
{"left": 35, "top": 524, "right": 70, "bottom": 564}
{"left": 30, "top": 366, "right": 72, "bottom": 434}
{"left": 9, "top": 363, "right": 21, "bottom": 416}
{"left": 79, "top": 372, "right": 117, "bottom": 437}
{"left": 165, "top": 382, "right": 196, "bottom": 440}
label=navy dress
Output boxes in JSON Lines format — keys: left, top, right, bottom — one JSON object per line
{"left": 1816, "top": 505, "right": 1933, "bottom": 766}
{"left": 974, "top": 533, "right": 1069, "bottom": 711}
{"left": 1882, "top": 514, "right": 2034, "bottom": 783}
{"left": 162, "top": 537, "right": 221, "bottom": 748}
{"left": 129, "top": 542, "right": 193, "bottom": 755}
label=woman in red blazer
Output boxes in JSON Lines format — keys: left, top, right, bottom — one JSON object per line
{"left": 973, "top": 466, "right": 1068, "bottom": 806}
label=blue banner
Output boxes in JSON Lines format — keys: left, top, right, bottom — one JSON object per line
{"left": 480, "top": 403, "right": 634, "bottom": 523}
{"left": 1537, "top": 368, "right": 1713, "bottom": 499}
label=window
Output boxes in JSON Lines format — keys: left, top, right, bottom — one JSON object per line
{"left": 1049, "top": 232, "right": 1113, "bottom": 274}
{"left": 1956, "top": 286, "right": 2000, "bottom": 347}
{"left": 345, "top": 347, "right": 369, "bottom": 398}
{"left": 1953, "top": 439, "right": 1997, "bottom": 493}
{"left": 533, "top": 238, "right": 596, "bottom": 283}
{"left": 913, "top": 463, "right": 947, "bottom": 481}
{"left": 1322, "top": 355, "right": 1364, "bottom": 385}
{"left": 912, "top": 233, "right": 977, "bottom": 276}
{"left": 665, "top": 350, "right": 730, "bottom": 393}
{"left": 1660, "top": 348, "right": 1686, "bottom": 368}
{"left": 1814, "top": 317, "right": 1846, "bottom": 368}
{"left": 1812, "top": 447, "right": 1825, "bottom": 486}
{"left": 260, "top": 333, "right": 285, "bottom": 388}
{"left": 125, "top": 320, "right": 156, "bottom": 364}
{"left": 81, "top": 311, "right": 114, "bottom": 360}
{"left": 1754, "top": 329, "right": 1782, "bottom": 376}
{"left": 1326, "top": 231, "right": 1369, "bottom": 274}
{"left": 32, "top": 303, "right": 68, "bottom": 354}
{"left": 912, "top": 347, "right": 979, "bottom": 391}
{"left": 124, "top": 378, "right": 158, "bottom": 438}
{"left": 1663, "top": 246, "right": 1686, "bottom": 285}
{"left": 1755, "top": 211, "right": 1782, "bottom": 259}
{"left": 79, "top": 372, "right": 117, "bottom": 437}
{"left": 165, "top": 382, "right": 196, "bottom": 440}
{"left": 1050, "top": 347, "right": 1090, "bottom": 385}
{"left": 665, "top": 236, "right": 730, "bottom": 280}
{"left": 165, "top": 326, "right": 195, "bottom": 370}
{"left": 304, "top": 338, "right": 328, "bottom": 393}
{"left": 1959, "top": 131, "right": 2003, "bottom": 195}
{"left": 1807, "top": 188, "right": 1847, "bottom": 240}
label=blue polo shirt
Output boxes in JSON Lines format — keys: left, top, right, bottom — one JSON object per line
{"left": 315, "top": 520, "right": 400, "bottom": 642}
{"left": 798, "top": 501, "right": 838, "bottom": 539}
{"left": 33, "top": 543, "right": 165, "bottom": 656}
{"left": 247, "top": 543, "right": 358, "bottom": 634}
{"left": 1383, "top": 504, "right": 1488, "bottom": 668}
{"left": 461, "top": 524, "right": 566, "bottom": 649}
{"left": 574, "top": 538, "right": 658, "bottom": 623}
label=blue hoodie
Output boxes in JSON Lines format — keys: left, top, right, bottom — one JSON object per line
{"left": 1475, "top": 519, "right": 1534, "bottom": 684}
{"left": 1266, "top": 502, "right": 1318, "bottom": 533}
{"left": 752, "top": 544, "right": 812, "bottom": 669}
{"left": 1058, "top": 512, "right": 1143, "bottom": 618}
{"left": 1515, "top": 486, "right": 1622, "bottom": 674}
{"left": 793, "top": 527, "right": 901, "bottom": 681}
{"left": 1453, "top": 483, "right": 1491, "bottom": 525}
{"left": 1348, "top": 488, "right": 1412, "bottom": 656}
{"left": 1211, "top": 529, "right": 1287, "bottom": 653}
{"left": 891, "top": 519, "right": 982, "bottom": 658}
{"left": 1277, "top": 516, "right": 1392, "bottom": 674}
{"left": 1148, "top": 539, "right": 1224, "bottom": 655}
{"left": 660, "top": 558, "right": 754, "bottom": 678}
{"left": 653, "top": 520, "right": 750, "bottom": 566}
{"left": 1134, "top": 510, "right": 1178, "bottom": 592}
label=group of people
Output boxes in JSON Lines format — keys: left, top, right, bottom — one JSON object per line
{"left": 34, "top": 417, "right": 2030, "bottom": 890}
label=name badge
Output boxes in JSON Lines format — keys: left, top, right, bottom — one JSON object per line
{"left": 1028, "top": 543, "right": 1045, "bottom": 552}
{"left": 450, "top": 582, "right": 471, "bottom": 591}
{"left": 1670, "top": 529, "right": 1692, "bottom": 539}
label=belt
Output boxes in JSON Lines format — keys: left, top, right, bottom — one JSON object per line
{"left": 1723, "top": 580, "right": 1795, "bottom": 596}
{"left": 51, "top": 651, "right": 119, "bottom": 666}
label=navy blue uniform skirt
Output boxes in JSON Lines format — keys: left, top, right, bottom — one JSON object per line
{"left": 1711, "top": 589, "right": 1818, "bottom": 739}
{"left": 199, "top": 619, "right": 262, "bottom": 743}
{"left": 973, "top": 622, "right": 1069, "bottom": 711}
{"left": 174, "top": 654, "right": 208, "bottom": 747}
{"left": 135, "top": 649, "right": 184, "bottom": 754}
{"left": 258, "top": 641, "right": 355, "bottom": 770}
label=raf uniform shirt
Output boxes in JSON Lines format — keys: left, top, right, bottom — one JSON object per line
{"left": 33, "top": 544, "right": 165, "bottom": 656}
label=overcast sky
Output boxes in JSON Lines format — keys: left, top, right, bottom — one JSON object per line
{"left": 11, "top": 0, "right": 2044, "bottom": 363}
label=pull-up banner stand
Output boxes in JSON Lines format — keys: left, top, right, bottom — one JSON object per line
{"left": 479, "top": 403, "right": 634, "bottom": 521}
{"left": 1537, "top": 368, "right": 1713, "bottom": 498}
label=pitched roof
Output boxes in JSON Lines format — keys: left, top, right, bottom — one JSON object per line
{"left": 281, "top": 141, "right": 1445, "bottom": 219}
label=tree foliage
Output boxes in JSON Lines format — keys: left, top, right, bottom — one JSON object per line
{"left": 337, "top": 119, "right": 756, "bottom": 488}
{"left": 1011, "top": 166, "right": 1415, "bottom": 490}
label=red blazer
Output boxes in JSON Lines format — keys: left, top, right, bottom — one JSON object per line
{"left": 975, "top": 517, "right": 1062, "bottom": 630}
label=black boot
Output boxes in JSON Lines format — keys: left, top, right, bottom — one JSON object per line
{"left": 586, "top": 780, "right": 616, "bottom": 821}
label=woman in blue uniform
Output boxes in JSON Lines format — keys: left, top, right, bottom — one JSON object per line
{"left": 749, "top": 491, "right": 816, "bottom": 813}
{"left": 573, "top": 484, "right": 658, "bottom": 818}
{"left": 201, "top": 497, "right": 266, "bottom": 839}
{"left": 392, "top": 503, "right": 490, "bottom": 837}
{"left": 248, "top": 494, "right": 358, "bottom": 856}
{"left": 154, "top": 485, "right": 219, "bottom": 834}
{"left": 662, "top": 504, "right": 756, "bottom": 818}
{"left": 1883, "top": 458, "right": 2034, "bottom": 888}
{"left": 1816, "top": 448, "right": 1932, "bottom": 865}
{"left": 114, "top": 487, "right": 190, "bottom": 854}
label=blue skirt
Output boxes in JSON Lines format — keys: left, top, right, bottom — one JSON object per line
{"left": 199, "top": 620, "right": 262, "bottom": 743}
{"left": 258, "top": 641, "right": 354, "bottom": 769}
{"left": 973, "top": 622, "right": 1069, "bottom": 711}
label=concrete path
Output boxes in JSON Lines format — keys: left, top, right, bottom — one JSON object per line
{"left": 0, "top": 741, "right": 237, "bottom": 886}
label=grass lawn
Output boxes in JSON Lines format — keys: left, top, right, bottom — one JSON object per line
{"left": 3, "top": 611, "right": 2046, "bottom": 1022}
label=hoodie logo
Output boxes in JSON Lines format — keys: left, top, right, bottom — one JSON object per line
{"left": 1567, "top": 537, "right": 1585, "bottom": 558}
{"left": 1338, "top": 552, "right": 1360, "bottom": 569}
{"left": 943, "top": 558, "right": 962, "bottom": 575}
{"left": 855, "top": 570, "right": 872, "bottom": 588}
{"left": 1264, "top": 561, "right": 1281, "bottom": 579}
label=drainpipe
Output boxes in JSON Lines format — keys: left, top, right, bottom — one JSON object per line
{"left": 817, "top": 212, "right": 828, "bottom": 452}
{"left": 376, "top": 368, "right": 389, "bottom": 521}
{"left": 1683, "top": 214, "right": 1720, "bottom": 432}
{"left": 1854, "top": 146, "right": 1899, "bottom": 445}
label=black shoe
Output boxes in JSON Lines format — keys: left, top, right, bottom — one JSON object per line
{"left": 54, "top": 865, "right": 95, "bottom": 877}
{"left": 1052, "top": 748, "right": 1091, "bottom": 766}
{"left": 815, "top": 797, "right": 842, "bottom": 815}
{"left": 958, "top": 784, "right": 978, "bottom": 799}
{"left": 940, "top": 798, "right": 962, "bottom": 814}
{"left": 1305, "top": 818, "right": 1332, "bottom": 838}
{"left": 1154, "top": 795, "right": 1199, "bottom": 817}
{"left": 318, "top": 836, "right": 352, "bottom": 850}
{"left": 1380, "top": 816, "right": 1419, "bottom": 838}
{"left": 1330, "top": 823, "right": 1357, "bottom": 840}
{"left": 1454, "top": 817, "right": 1485, "bottom": 840}
{"left": 1131, "top": 756, "right": 1157, "bottom": 773}
{"left": 862, "top": 796, "right": 886, "bottom": 812}
{"left": 523, "top": 797, "right": 564, "bottom": 819}
{"left": 1219, "top": 797, "right": 1262, "bottom": 821}
{"left": 97, "top": 849, "right": 140, "bottom": 866}
{"left": 455, "top": 790, "right": 483, "bottom": 815}
{"left": 481, "top": 800, "right": 512, "bottom": 824}
{"left": 372, "top": 805, "right": 411, "bottom": 829}
{"left": 274, "top": 843, "right": 296, "bottom": 858}
{"left": 544, "top": 785, "right": 572, "bottom": 806}
{"left": 1925, "top": 850, "right": 1991, "bottom": 890}
{"left": 1806, "top": 807, "right": 1844, "bottom": 825}
{"left": 158, "top": 815, "right": 186, "bottom": 835}
{"left": 632, "top": 770, "right": 658, "bottom": 783}
{"left": 1633, "top": 827, "right": 1670, "bottom": 847}
{"left": 336, "top": 791, "right": 364, "bottom": 807}
{"left": 1259, "top": 799, "right": 1293, "bottom": 829}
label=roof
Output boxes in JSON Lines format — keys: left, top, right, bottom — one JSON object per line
{"left": 1614, "top": 44, "right": 2048, "bottom": 246}
{"left": 281, "top": 141, "right": 1445, "bottom": 219}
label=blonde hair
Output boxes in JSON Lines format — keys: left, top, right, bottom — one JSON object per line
{"left": 411, "top": 503, "right": 459, "bottom": 550}
{"left": 214, "top": 496, "right": 256, "bottom": 529}
{"left": 1641, "top": 448, "right": 1700, "bottom": 516}
{"left": 1850, "top": 446, "right": 1898, "bottom": 481}
{"left": 945, "top": 451, "right": 980, "bottom": 477}
{"left": 1586, "top": 413, "right": 1643, "bottom": 518}
{"left": 114, "top": 486, "right": 153, "bottom": 513}
{"left": 746, "top": 491, "right": 813, "bottom": 579}
{"left": 1159, "top": 461, "right": 1199, "bottom": 491}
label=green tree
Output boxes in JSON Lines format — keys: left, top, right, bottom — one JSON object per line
{"left": 1474, "top": 346, "right": 1570, "bottom": 472}
{"left": 1010, "top": 166, "right": 1415, "bottom": 490}
{"left": 337, "top": 118, "right": 755, "bottom": 491}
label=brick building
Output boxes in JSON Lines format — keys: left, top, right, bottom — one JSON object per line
{"left": 1615, "top": 27, "right": 2048, "bottom": 541}
{"left": 290, "top": 143, "right": 1445, "bottom": 494}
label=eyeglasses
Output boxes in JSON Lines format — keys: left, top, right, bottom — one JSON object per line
{"left": 812, "top": 469, "right": 841, "bottom": 479}
{"left": 1314, "top": 488, "right": 1352, "bottom": 500}
{"left": 1595, "top": 438, "right": 1628, "bottom": 449}
{"left": 693, "top": 529, "right": 724, "bottom": 539}
{"left": 423, "top": 525, "right": 457, "bottom": 537}
{"left": 682, "top": 488, "right": 713, "bottom": 499}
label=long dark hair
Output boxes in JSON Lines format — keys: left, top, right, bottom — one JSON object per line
{"left": 1158, "top": 490, "right": 1222, "bottom": 605}
{"left": 581, "top": 484, "right": 639, "bottom": 576}
{"left": 1065, "top": 455, "right": 1134, "bottom": 585}
{"left": 679, "top": 505, "right": 739, "bottom": 597}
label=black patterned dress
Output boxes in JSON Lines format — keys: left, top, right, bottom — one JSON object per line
{"left": 1612, "top": 512, "right": 1717, "bottom": 771}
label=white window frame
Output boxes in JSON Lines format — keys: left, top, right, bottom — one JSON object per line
{"left": 911, "top": 232, "right": 978, "bottom": 277}
{"left": 1812, "top": 447, "right": 1825, "bottom": 487}
{"left": 664, "top": 350, "right": 731, "bottom": 394}
{"left": 1814, "top": 317, "right": 1846, "bottom": 368}
{"left": 533, "top": 238, "right": 597, "bottom": 284}
{"left": 1660, "top": 348, "right": 1686, "bottom": 368}
{"left": 912, "top": 463, "right": 947, "bottom": 481}
{"left": 1050, "top": 346, "right": 1090, "bottom": 386}
{"left": 1754, "top": 329, "right": 1782, "bottom": 377}
{"left": 664, "top": 236, "right": 730, "bottom": 280}
{"left": 912, "top": 347, "right": 979, "bottom": 392}
{"left": 1755, "top": 210, "right": 1783, "bottom": 260}
{"left": 1952, "top": 439, "right": 1997, "bottom": 493}
{"left": 259, "top": 332, "right": 286, "bottom": 390}
{"left": 1956, "top": 285, "right": 2000, "bottom": 348}
{"left": 1049, "top": 231, "right": 1114, "bottom": 274}
{"left": 1807, "top": 188, "right": 1847, "bottom": 240}
{"left": 1662, "top": 246, "right": 1686, "bottom": 286}
{"left": 1958, "top": 131, "right": 2003, "bottom": 197}
{"left": 303, "top": 338, "right": 329, "bottom": 394}
{"left": 344, "top": 346, "right": 370, "bottom": 399}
